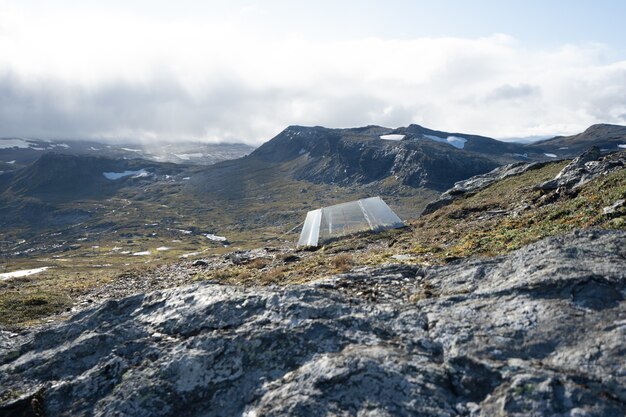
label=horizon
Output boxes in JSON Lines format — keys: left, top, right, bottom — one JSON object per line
{"left": 1, "top": 1, "right": 626, "bottom": 145}
{"left": 1, "top": 121, "right": 624, "bottom": 146}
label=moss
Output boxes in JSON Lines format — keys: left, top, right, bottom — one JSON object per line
{"left": 0, "top": 290, "right": 72, "bottom": 328}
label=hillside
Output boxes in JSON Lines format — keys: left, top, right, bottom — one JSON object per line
{"left": 249, "top": 125, "right": 522, "bottom": 189}
{"left": 528, "top": 124, "right": 626, "bottom": 155}
{"left": 1, "top": 147, "right": 625, "bottom": 416}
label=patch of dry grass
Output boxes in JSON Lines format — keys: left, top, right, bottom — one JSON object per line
{"left": 331, "top": 254, "right": 354, "bottom": 272}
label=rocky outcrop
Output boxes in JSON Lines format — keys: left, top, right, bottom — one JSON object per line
{"left": 535, "top": 147, "right": 625, "bottom": 194}
{"left": 423, "top": 148, "right": 626, "bottom": 215}
{"left": 421, "top": 162, "right": 549, "bottom": 215}
{"left": 1, "top": 230, "right": 625, "bottom": 416}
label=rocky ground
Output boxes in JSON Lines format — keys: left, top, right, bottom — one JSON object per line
{"left": 1, "top": 229, "right": 625, "bottom": 417}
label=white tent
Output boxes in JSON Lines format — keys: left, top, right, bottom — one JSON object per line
{"left": 298, "top": 196, "right": 405, "bottom": 247}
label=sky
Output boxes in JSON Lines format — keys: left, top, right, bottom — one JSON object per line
{"left": 1, "top": 0, "right": 626, "bottom": 145}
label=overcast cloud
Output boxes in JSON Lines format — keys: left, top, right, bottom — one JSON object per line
{"left": 1, "top": 2, "right": 626, "bottom": 144}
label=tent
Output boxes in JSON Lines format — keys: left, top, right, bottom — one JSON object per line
{"left": 298, "top": 196, "right": 405, "bottom": 247}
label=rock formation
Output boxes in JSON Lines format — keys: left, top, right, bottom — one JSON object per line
{"left": 1, "top": 230, "right": 625, "bottom": 416}
{"left": 423, "top": 148, "right": 626, "bottom": 215}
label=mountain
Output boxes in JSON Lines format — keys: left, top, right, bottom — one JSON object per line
{"left": 1, "top": 142, "right": 625, "bottom": 416}
{"left": 528, "top": 123, "right": 626, "bottom": 155}
{"left": 245, "top": 123, "right": 626, "bottom": 190}
{"left": 249, "top": 125, "right": 506, "bottom": 190}
{"left": 6, "top": 154, "right": 187, "bottom": 201}
{"left": 0, "top": 137, "right": 254, "bottom": 171}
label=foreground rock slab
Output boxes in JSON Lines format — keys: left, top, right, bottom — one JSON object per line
{"left": 1, "top": 230, "right": 625, "bottom": 416}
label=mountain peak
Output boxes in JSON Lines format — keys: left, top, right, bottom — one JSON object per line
{"left": 581, "top": 123, "right": 626, "bottom": 134}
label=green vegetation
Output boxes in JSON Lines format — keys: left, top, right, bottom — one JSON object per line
{"left": 0, "top": 290, "right": 72, "bottom": 327}
{"left": 400, "top": 161, "right": 626, "bottom": 261}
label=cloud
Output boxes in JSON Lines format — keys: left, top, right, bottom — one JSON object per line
{"left": 485, "top": 84, "right": 541, "bottom": 102}
{"left": 0, "top": 3, "right": 626, "bottom": 144}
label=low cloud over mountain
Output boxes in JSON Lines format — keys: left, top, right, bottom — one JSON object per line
{"left": 1, "top": 3, "right": 626, "bottom": 144}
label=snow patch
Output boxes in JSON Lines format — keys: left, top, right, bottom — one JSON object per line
{"left": 298, "top": 148, "right": 306, "bottom": 155}
{"left": 180, "top": 252, "right": 201, "bottom": 258}
{"left": 0, "top": 138, "right": 31, "bottom": 149}
{"left": 206, "top": 233, "right": 227, "bottom": 242}
{"left": 174, "top": 153, "right": 203, "bottom": 160}
{"left": 423, "top": 134, "right": 467, "bottom": 149}
{"left": 103, "top": 169, "right": 148, "bottom": 180}
{"left": 514, "top": 153, "right": 529, "bottom": 158}
{"left": 6, "top": 160, "right": 16, "bottom": 164}
{"left": 618, "top": 144, "right": 626, "bottom": 149}
{"left": 544, "top": 153, "right": 557, "bottom": 158}
{"left": 133, "top": 251, "right": 151, "bottom": 256}
{"left": 121, "top": 148, "right": 142, "bottom": 152}
{"left": 0, "top": 267, "right": 50, "bottom": 280}
{"left": 178, "top": 230, "right": 193, "bottom": 235}
{"left": 53, "top": 143, "right": 70, "bottom": 149}
{"left": 182, "top": 177, "right": 190, "bottom": 180}
{"left": 380, "top": 134, "right": 405, "bottom": 141}
{"left": 156, "top": 247, "right": 171, "bottom": 251}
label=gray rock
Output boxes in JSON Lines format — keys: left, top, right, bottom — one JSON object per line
{"left": 422, "top": 162, "right": 549, "bottom": 215}
{"left": 1, "top": 230, "right": 625, "bottom": 416}
{"left": 603, "top": 199, "right": 626, "bottom": 216}
{"left": 535, "top": 147, "right": 625, "bottom": 194}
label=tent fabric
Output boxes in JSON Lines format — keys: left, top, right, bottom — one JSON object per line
{"left": 297, "top": 196, "right": 404, "bottom": 247}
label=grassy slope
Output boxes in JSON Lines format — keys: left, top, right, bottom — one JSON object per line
{"left": 195, "top": 159, "right": 626, "bottom": 287}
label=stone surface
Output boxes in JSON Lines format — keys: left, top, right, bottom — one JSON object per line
{"left": 603, "top": 199, "right": 626, "bottom": 216}
{"left": 1, "top": 230, "right": 625, "bottom": 416}
{"left": 421, "top": 162, "right": 549, "bottom": 215}
{"left": 535, "top": 147, "right": 625, "bottom": 194}
{"left": 423, "top": 148, "right": 626, "bottom": 215}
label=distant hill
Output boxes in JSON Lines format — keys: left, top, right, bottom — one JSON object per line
{"left": 527, "top": 124, "right": 626, "bottom": 155}
{"left": 0, "top": 138, "right": 254, "bottom": 171}
{"left": 249, "top": 125, "right": 505, "bottom": 190}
